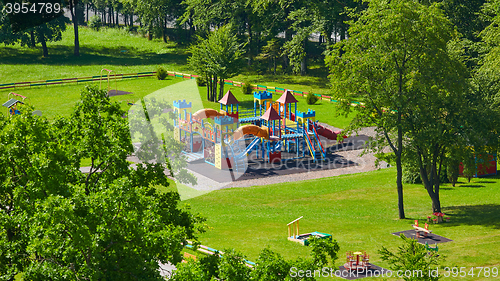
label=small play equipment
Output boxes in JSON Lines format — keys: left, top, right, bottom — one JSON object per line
{"left": 2, "top": 92, "right": 27, "bottom": 116}
{"left": 412, "top": 220, "right": 432, "bottom": 238}
{"left": 172, "top": 89, "right": 346, "bottom": 175}
{"left": 286, "top": 216, "right": 332, "bottom": 246}
{"left": 345, "top": 251, "right": 371, "bottom": 271}
{"left": 100, "top": 68, "right": 132, "bottom": 97}
{"left": 184, "top": 240, "right": 255, "bottom": 268}
{"left": 425, "top": 242, "right": 438, "bottom": 254}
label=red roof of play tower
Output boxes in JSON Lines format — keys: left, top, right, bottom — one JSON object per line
{"left": 261, "top": 106, "right": 282, "bottom": 121}
{"left": 277, "top": 90, "right": 298, "bottom": 104}
{"left": 218, "top": 90, "right": 240, "bottom": 105}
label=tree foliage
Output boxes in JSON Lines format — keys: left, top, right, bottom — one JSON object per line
{"left": 172, "top": 238, "right": 340, "bottom": 280}
{"left": 379, "top": 234, "right": 442, "bottom": 281}
{"left": 327, "top": 0, "right": 481, "bottom": 215}
{"left": 188, "top": 25, "right": 244, "bottom": 102}
{"left": 0, "top": 86, "right": 204, "bottom": 280}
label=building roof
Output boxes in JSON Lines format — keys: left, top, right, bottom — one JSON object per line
{"left": 276, "top": 90, "right": 298, "bottom": 104}
{"left": 218, "top": 90, "right": 240, "bottom": 105}
{"left": 261, "top": 106, "right": 282, "bottom": 121}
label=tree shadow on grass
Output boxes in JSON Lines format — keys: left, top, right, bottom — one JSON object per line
{"left": 441, "top": 204, "right": 500, "bottom": 229}
{"left": 457, "top": 184, "right": 485, "bottom": 188}
{"left": 0, "top": 44, "right": 189, "bottom": 67}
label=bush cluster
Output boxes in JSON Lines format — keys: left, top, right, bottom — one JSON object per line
{"left": 306, "top": 92, "right": 319, "bottom": 105}
{"left": 88, "top": 15, "right": 102, "bottom": 31}
{"left": 196, "top": 76, "right": 207, "bottom": 86}
{"left": 156, "top": 66, "right": 168, "bottom": 80}
{"left": 241, "top": 81, "right": 253, "bottom": 95}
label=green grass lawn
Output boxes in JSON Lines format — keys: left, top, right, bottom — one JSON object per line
{"left": 0, "top": 26, "right": 190, "bottom": 83}
{"left": 185, "top": 168, "right": 500, "bottom": 280}
{"left": 1, "top": 25, "right": 354, "bottom": 128}
{"left": 1, "top": 76, "right": 186, "bottom": 119}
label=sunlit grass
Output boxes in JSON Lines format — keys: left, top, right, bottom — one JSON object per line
{"left": 186, "top": 168, "right": 500, "bottom": 280}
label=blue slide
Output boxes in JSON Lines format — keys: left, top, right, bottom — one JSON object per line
{"left": 235, "top": 137, "right": 260, "bottom": 159}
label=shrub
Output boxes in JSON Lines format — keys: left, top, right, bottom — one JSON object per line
{"left": 241, "top": 80, "right": 253, "bottom": 95}
{"left": 306, "top": 92, "right": 319, "bottom": 105}
{"left": 88, "top": 15, "right": 102, "bottom": 31}
{"left": 156, "top": 66, "right": 168, "bottom": 80}
{"left": 196, "top": 76, "right": 207, "bottom": 86}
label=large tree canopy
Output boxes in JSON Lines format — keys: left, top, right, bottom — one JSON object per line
{"left": 327, "top": 0, "right": 487, "bottom": 215}
{"left": 188, "top": 25, "right": 244, "bottom": 102}
{"left": 0, "top": 86, "right": 204, "bottom": 280}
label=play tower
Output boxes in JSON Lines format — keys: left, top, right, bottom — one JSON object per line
{"left": 173, "top": 89, "right": 345, "bottom": 174}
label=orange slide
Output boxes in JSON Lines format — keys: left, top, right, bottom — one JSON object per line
{"left": 233, "top": 125, "right": 269, "bottom": 140}
{"left": 192, "top": 108, "right": 226, "bottom": 120}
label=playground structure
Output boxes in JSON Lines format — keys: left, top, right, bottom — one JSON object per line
{"left": 425, "top": 242, "right": 439, "bottom": 254}
{"left": 2, "top": 92, "right": 27, "bottom": 116}
{"left": 286, "top": 216, "right": 332, "bottom": 246}
{"left": 184, "top": 240, "right": 255, "bottom": 268}
{"left": 345, "top": 251, "right": 371, "bottom": 271}
{"left": 100, "top": 68, "right": 118, "bottom": 94}
{"left": 412, "top": 220, "right": 432, "bottom": 238}
{"left": 173, "top": 89, "right": 345, "bottom": 175}
{"left": 100, "top": 68, "right": 132, "bottom": 96}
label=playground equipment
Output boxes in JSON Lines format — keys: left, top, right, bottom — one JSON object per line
{"left": 100, "top": 68, "right": 132, "bottom": 96}
{"left": 425, "top": 241, "right": 439, "bottom": 254}
{"left": 173, "top": 89, "right": 344, "bottom": 175}
{"left": 412, "top": 220, "right": 432, "bottom": 238}
{"left": 184, "top": 240, "right": 255, "bottom": 268}
{"left": 345, "top": 251, "right": 371, "bottom": 271}
{"left": 2, "top": 93, "right": 42, "bottom": 117}
{"left": 286, "top": 216, "right": 332, "bottom": 246}
{"left": 2, "top": 92, "right": 27, "bottom": 116}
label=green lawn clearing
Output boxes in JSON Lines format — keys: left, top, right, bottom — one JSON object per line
{"left": 0, "top": 26, "right": 190, "bottom": 83}
{"left": 185, "top": 168, "right": 500, "bottom": 280}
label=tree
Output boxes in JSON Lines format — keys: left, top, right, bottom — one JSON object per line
{"left": 188, "top": 25, "right": 244, "bottom": 102}
{"left": 67, "top": 0, "right": 82, "bottom": 56}
{"left": 379, "top": 234, "right": 442, "bottom": 281}
{"left": 258, "top": 39, "right": 282, "bottom": 75}
{"left": 0, "top": 3, "right": 68, "bottom": 57}
{"left": 171, "top": 238, "right": 340, "bottom": 280}
{"left": 0, "top": 86, "right": 204, "bottom": 280}
{"left": 327, "top": 0, "right": 471, "bottom": 217}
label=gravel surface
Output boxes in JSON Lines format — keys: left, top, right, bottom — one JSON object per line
{"left": 190, "top": 126, "right": 390, "bottom": 190}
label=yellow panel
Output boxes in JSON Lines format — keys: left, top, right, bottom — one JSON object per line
{"left": 215, "top": 144, "right": 222, "bottom": 169}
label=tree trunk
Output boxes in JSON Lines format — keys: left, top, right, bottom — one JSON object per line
{"left": 247, "top": 18, "right": 252, "bottom": 66}
{"left": 148, "top": 26, "right": 153, "bottom": 40}
{"left": 40, "top": 34, "right": 48, "bottom": 57}
{"left": 396, "top": 133, "right": 405, "bottom": 219}
{"left": 212, "top": 75, "right": 218, "bottom": 102}
{"left": 219, "top": 77, "right": 224, "bottom": 100}
{"left": 30, "top": 30, "right": 36, "bottom": 48}
{"left": 162, "top": 19, "right": 168, "bottom": 43}
{"left": 206, "top": 75, "right": 210, "bottom": 101}
{"left": 273, "top": 57, "right": 276, "bottom": 75}
{"left": 69, "top": 0, "right": 80, "bottom": 56}
{"left": 283, "top": 28, "right": 292, "bottom": 69}
{"left": 86, "top": 3, "right": 89, "bottom": 23}
{"left": 116, "top": 10, "right": 119, "bottom": 26}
